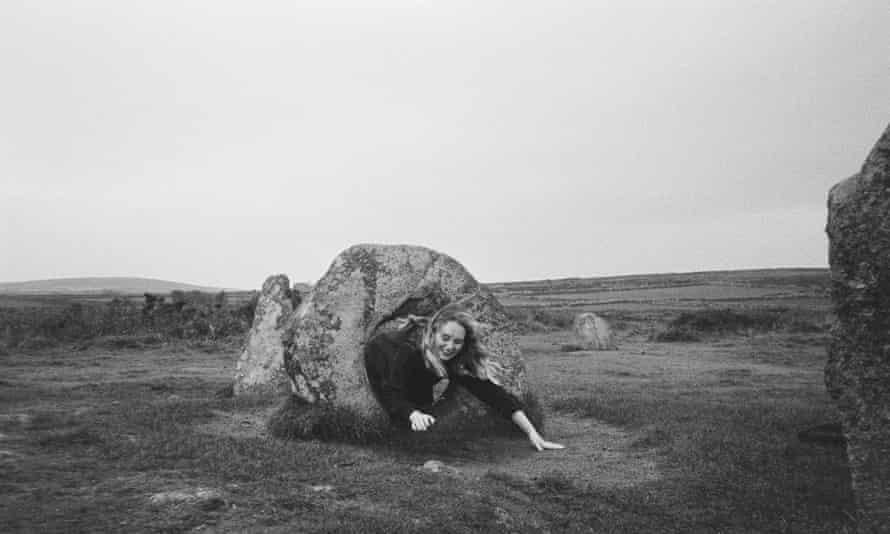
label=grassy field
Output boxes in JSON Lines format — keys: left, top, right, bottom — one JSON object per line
{"left": 0, "top": 269, "right": 853, "bottom": 533}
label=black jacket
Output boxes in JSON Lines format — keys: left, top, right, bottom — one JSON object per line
{"left": 363, "top": 328, "right": 523, "bottom": 422}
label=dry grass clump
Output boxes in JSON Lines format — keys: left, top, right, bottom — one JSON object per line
{"left": 38, "top": 426, "right": 105, "bottom": 448}
{"left": 1, "top": 291, "right": 257, "bottom": 351}
{"left": 650, "top": 307, "right": 828, "bottom": 342}
{"left": 505, "top": 307, "right": 576, "bottom": 332}
{"left": 267, "top": 396, "right": 389, "bottom": 444}
{"left": 650, "top": 327, "right": 702, "bottom": 343}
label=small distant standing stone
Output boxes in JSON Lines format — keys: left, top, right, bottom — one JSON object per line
{"left": 572, "top": 313, "right": 617, "bottom": 350}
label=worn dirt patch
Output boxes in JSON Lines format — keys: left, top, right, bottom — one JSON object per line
{"left": 444, "top": 413, "right": 660, "bottom": 488}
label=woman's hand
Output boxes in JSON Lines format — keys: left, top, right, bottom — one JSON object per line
{"left": 409, "top": 410, "right": 436, "bottom": 431}
{"left": 528, "top": 433, "right": 565, "bottom": 452}
{"left": 511, "top": 410, "right": 565, "bottom": 451}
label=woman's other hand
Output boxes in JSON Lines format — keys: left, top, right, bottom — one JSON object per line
{"left": 511, "top": 410, "right": 565, "bottom": 451}
{"left": 528, "top": 433, "right": 565, "bottom": 451}
{"left": 409, "top": 410, "right": 436, "bottom": 431}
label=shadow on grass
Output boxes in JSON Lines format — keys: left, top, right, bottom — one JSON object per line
{"left": 38, "top": 426, "right": 104, "bottom": 448}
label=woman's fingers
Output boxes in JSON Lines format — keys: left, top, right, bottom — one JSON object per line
{"left": 530, "top": 435, "right": 566, "bottom": 451}
{"left": 418, "top": 415, "right": 434, "bottom": 431}
{"left": 409, "top": 412, "right": 436, "bottom": 431}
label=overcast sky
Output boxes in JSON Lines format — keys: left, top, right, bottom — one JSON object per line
{"left": 2, "top": 1, "right": 888, "bottom": 288}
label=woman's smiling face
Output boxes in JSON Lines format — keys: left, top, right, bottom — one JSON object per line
{"left": 434, "top": 320, "right": 465, "bottom": 361}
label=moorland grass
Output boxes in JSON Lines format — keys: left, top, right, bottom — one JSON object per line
{"left": 5, "top": 352, "right": 853, "bottom": 533}
{"left": 0, "top": 293, "right": 854, "bottom": 533}
{"left": 549, "top": 380, "right": 854, "bottom": 532}
{"left": 1, "top": 370, "right": 854, "bottom": 533}
{"left": 0, "top": 291, "right": 255, "bottom": 351}
{"left": 3, "top": 387, "right": 544, "bottom": 533}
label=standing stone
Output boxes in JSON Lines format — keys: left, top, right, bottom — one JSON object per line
{"left": 233, "top": 274, "right": 300, "bottom": 396}
{"left": 826, "top": 122, "right": 890, "bottom": 533}
{"left": 281, "top": 244, "right": 529, "bottom": 434}
{"left": 573, "top": 312, "right": 617, "bottom": 350}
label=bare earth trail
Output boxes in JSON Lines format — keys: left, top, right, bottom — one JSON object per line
{"left": 442, "top": 415, "right": 661, "bottom": 488}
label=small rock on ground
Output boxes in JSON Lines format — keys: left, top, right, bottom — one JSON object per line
{"left": 422, "top": 460, "right": 459, "bottom": 474}
{"left": 150, "top": 487, "right": 225, "bottom": 508}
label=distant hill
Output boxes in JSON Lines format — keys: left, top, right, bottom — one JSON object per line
{"left": 0, "top": 268, "right": 828, "bottom": 298}
{"left": 0, "top": 277, "right": 233, "bottom": 295}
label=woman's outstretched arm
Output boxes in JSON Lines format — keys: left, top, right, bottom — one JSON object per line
{"left": 455, "top": 375, "right": 565, "bottom": 451}
{"left": 511, "top": 410, "right": 565, "bottom": 451}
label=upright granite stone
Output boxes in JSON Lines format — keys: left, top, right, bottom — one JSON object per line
{"left": 826, "top": 122, "right": 890, "bottom": 533}
{"left": 572, "top": 312, "right": 617, "bottom": 350}
{"left": 233, "top": 274, "right": 300, "bottom": 396}
{"left": 281, "top": 244, "right": 528, "bottom": 432}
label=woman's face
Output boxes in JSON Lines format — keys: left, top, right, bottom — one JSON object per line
{"left": 434, "top": 320, "right": 465, "bottom": 361}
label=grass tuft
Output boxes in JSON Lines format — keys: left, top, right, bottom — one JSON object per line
{"left": 505, "top": 307, "right": 576, "bottom": 332}
{"left": 535, "top": 471, "right": 578, "bottom": 494}
{"left": 214, "top": 383, "right": 235, "bottom": 399}
{"left": 650, "top": 327, "right": 702, "bottom": 342}
{"left": 267, "top": 396, "right": 388, "bottom": 443}
{"left": 650, "top": 307, "right": 828, "bottom": 342}
{"left": 38, "top": 426, "right": 105, "bottom": 448}
{"left": 96, "top": 333, "right": 166, "bottom": 350}
{"left": 630, "top": 425, "right": 673, "bottom": 449}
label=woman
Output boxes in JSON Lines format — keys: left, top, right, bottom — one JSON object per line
{"left": 364, "top": 304, "right": 564, "bottom": 451}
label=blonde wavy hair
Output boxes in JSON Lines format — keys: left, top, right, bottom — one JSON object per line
{"left": 397, "top": 304, "right": 504, "bottom": 385}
